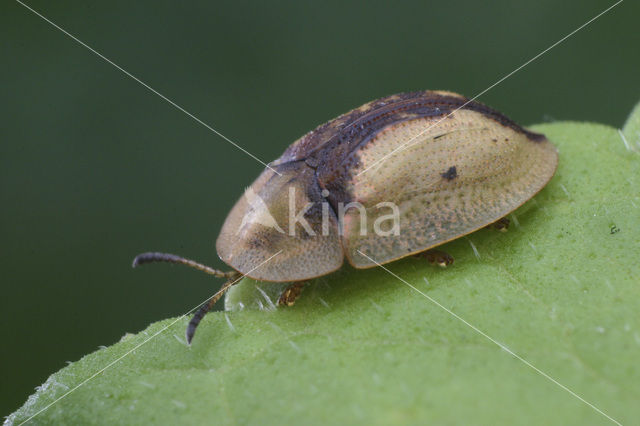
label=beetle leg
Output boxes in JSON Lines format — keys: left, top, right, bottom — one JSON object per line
{"left": 486, "top": 217, "right": 510, "bottom": 232}
{"left": 278, "top": 281, "right": 307, "bottom": 307}
{"left": 414, "top": 250, "right": 454, "bottom": 268}
{"left": 185, "top": 271, "right": 243, "bottom": 344}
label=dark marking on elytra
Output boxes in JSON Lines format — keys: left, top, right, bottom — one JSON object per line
{"left": 433, "top": 132, "right": 448, "bottom": 140}
{"left": 441, "top": 166, "right": 458, "bottom": 181}
{"left": 272, "top": 91, "right": 547, "bottom": 207}
{"left": 278, "top": 90, "right": 545, "bottom": 168}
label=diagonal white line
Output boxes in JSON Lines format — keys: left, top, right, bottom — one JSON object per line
{"left": 356, "top": 249, "right": 622, "bottom": 426}
{"left": 18, "top": 250, "right": 282, "bottom": 425}
{"left": 14, "top": 0, "right": 281, "bottom": 176}
{"left": 617, "top": 128, "right": 637, "bottom": 152}
{"left": 357, "top": 0, "right": 624, "bottom": 177}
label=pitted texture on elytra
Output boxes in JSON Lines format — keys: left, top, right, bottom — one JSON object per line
{"left": 346, "top": 110, "right": 557, "bottom": 267}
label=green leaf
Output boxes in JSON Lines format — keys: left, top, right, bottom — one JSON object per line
{"left": 8, "top": 104, "right": 640, "bottom": 425}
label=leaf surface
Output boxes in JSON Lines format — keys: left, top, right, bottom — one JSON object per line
{"left": 8, "top": 105, "right": 640, "bottom": 425}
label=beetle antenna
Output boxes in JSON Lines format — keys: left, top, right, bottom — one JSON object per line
{"left": 132, "top": 252, "right": 236, "bottom": 279}
{"left": 186, "top": 273, "right": 241, "bottom": 344}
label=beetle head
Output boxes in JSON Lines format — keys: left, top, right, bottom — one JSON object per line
{"left": 216, "top": 162, "right": 343, "bottom": 282}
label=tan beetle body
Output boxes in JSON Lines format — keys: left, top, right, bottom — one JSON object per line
{"left": 216, "top": 90, "right": 558, "bottom": 281}
{"left": 134, "top": 90, "right": 558, "bottom": 343}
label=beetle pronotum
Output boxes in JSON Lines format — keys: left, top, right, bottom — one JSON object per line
{"left": 134, "top": 90, "right": 558, "bottom": 343}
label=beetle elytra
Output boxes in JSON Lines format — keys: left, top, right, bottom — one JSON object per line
{"left": 134, "top": 90, "right": 558, "bottom": 343}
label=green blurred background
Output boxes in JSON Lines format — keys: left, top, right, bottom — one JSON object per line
{"left": 1, "top": 0, "right": 637, "bottom": 416}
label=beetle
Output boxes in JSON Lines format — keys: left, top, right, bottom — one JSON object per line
{"left": 133, "top": 90, "right": 558, "bottom": 343}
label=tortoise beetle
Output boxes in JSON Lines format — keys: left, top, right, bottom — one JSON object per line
{"left": 134, "top": 90, "right": 558, "bottom": 343}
